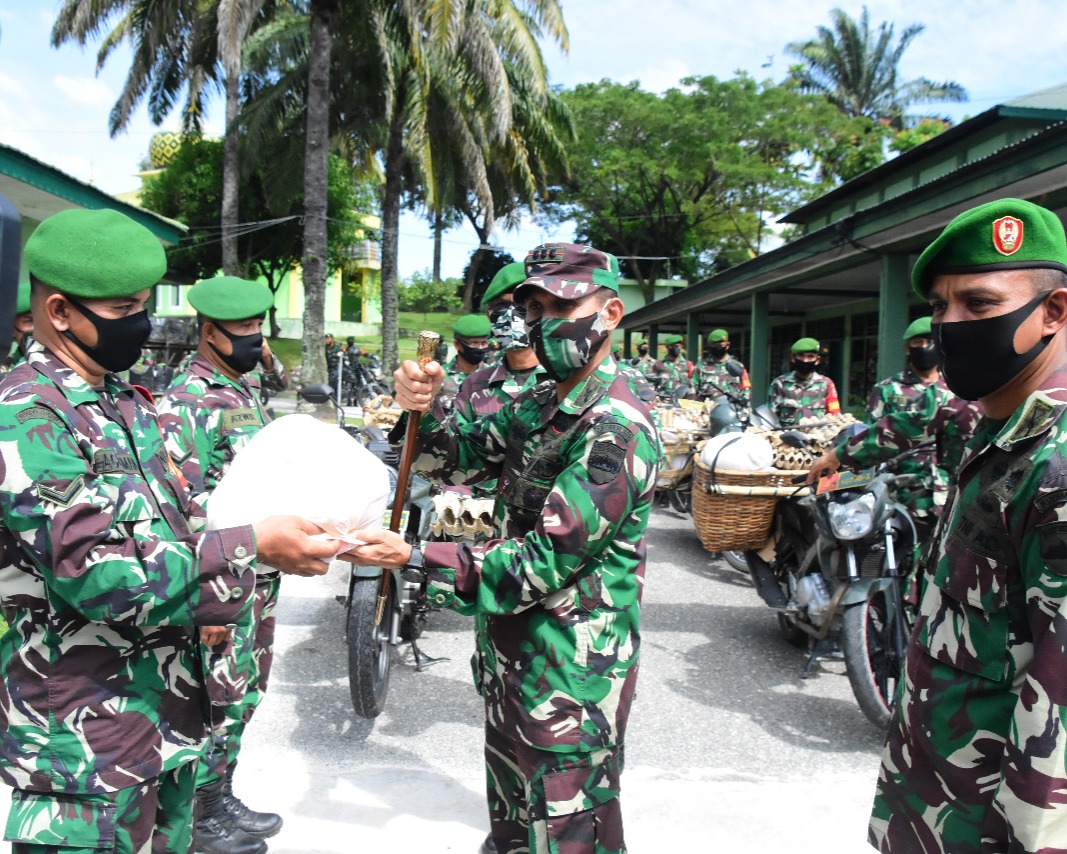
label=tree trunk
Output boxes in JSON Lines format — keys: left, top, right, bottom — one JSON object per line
{"left": 461, "top": 220, "right": 492, "bottom": 311}
{"left": 222, "top": 73, "right": 241, "bottom": 275}
{"left": 300, "top": 0, "right": 337, "bottom": 386}
{"left": 380, "top": 112, "right": 405, "bottom": 376}
{"left": 432, "top": 212, "right": 443, "bottom": 283}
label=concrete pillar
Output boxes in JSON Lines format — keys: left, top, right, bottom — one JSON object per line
{"left": 749, "top": 292, "right": 769, "bottom": 406}
{"left": 877, "top": 255, "right": 910, "bottom": 380}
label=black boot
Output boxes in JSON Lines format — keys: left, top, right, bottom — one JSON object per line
{"left": 222, "top": 762, "right": 283, "bottom": 839}
{"left": 194, "top": 778, "right": 268, "bottom": 854}
{"left": 480, "top": 834, "right": 498, "bottom": 854}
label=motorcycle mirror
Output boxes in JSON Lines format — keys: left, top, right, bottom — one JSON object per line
{"left": 298, "top": 382, "right": 335, "bottom": 405}
{"left": 778, "top": 430, "right": 810, "bottom": 449}
{"left": 725, "top": 359, "right": 745, "bottom": 378}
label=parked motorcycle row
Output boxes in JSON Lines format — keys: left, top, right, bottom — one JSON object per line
{"left": 653, "top": 361, "right": 919, "bottom": 730}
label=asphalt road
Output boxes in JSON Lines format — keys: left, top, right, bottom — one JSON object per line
{"left": 0, "top": 499, "right": 886, "bottom": 853}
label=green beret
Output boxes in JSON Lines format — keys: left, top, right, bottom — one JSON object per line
{"left": 15, "top": 279, "right": 30, "bottom": 315}
{"left": 25, "top": 208, "right": 166, "bottom": 298}
{"left": 791, "top": 337, "right": 820, "bottom": 354}
{"left": 707, "top": 328, "right": 729, "bottom": 343}
{"left": 902, "top": 317, "right": 932, "bottom": 341}
{"left": 912, "top": 198, "right": 1067, "bottom": 298}
{"left": 188, "top": 275, "right": 273, "bottom": 320}
{"left": 453, "top": 313, "right": 491, "bottom": 338}
{"left": 481, "top": 262, "right": 526, "bottom": 309}
{"left": 664, "top": 334, "right": 683, "bottom": 345}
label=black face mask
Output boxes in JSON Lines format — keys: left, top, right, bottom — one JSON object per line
{"left": 667, "top": 345, "right": 681, "bottom": 358}
{"left": 211, "top": 324, "right": 263, "bottom": 375}
{"left": 907, "top": 343, "right": 940, "bottom": 373}
{"left": 637, "top": 346, "right": 649, "bottom": 357}
{"left": 63, "top": 298, "right": 152, "bottom": 373}
{"left": 457, "top": 343, "right": 489, "bottom": 365}
{"left": 933, "top": 291, "right": 1052, "bottom": 400}
{"left": 791, "top": 359, "right": 816, "bottom": 377}
{"left": 708, "top": 344, "right": 729, "bottom": 359}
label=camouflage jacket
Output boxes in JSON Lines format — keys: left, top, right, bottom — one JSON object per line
{"left": 695, "top": 358, "right": 751, "bottom": 407}
{"left": 838, "top": 378, "right": 981, "bottom": 518}
{"left": 659, "top": 355, "right": 692, "bottom": 396}
{"left": 768, "top": 370, "right": 840, "bottom": 427}
{"left": 632, "top": 355, "right": 659, "bottom": 379}
{"left": 156, "top": 355, "right": 273, "bottom": 494}
{"left": 415, "top": 356, "right": 659, "bottom": 754}
{"left": 870, "top": 365, "right": 1067, "bottom": 853}
{"left": 0, "top": 341, "right": 257, "bottom": 795}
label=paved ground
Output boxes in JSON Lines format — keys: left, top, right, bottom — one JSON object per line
{"left": 0, "top": 395, "right": 887, "bottom": 852}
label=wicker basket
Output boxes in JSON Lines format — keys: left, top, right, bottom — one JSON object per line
{"left": 691, "top": 461, "right": 807, "bottom": 552}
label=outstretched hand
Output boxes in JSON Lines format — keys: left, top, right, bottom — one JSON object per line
{"left": 252, "top": 515, "right": 338, "bottom": 576}
{"left": 805, "top": 449, "right": 842, "bottom": 485}
{"left": 338, "top": 528, "right": 412, "bottom": 568}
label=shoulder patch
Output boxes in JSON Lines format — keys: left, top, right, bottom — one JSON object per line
{"left": 593, "top": 421, "right": 635, "bottom": 444}
{"left": 588, "top": 440, "right": 627, "bottom": 484}
{"left": 36, "top": 475, "right": 85, "bottom": 508}
{"left": 16, "top": 406, "right": 65, "bottom": 427}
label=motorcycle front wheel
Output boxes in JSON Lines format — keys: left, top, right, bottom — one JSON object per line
{"left": 722, "top": 550, "right": 748, "bottom": 573}
{"left": 347, "top": 576, "right": 394, "bottom": 719}
{"left": 841, "top": 587, "right": 902, "bottom": 730}
{"left": 667, "top": 485, "right": 692, "bottom": 514}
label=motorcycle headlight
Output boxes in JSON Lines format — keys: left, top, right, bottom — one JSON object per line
{"left": 826, "top": 492, "right": 876, "bottom": 540}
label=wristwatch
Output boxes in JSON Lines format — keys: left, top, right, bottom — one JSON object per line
{"left": 401, "top": 542, "right": 426, "bottom": 584}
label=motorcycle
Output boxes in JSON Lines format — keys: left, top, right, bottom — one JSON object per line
{"left": 330, "top": 349, "right": 391, "bottom": 408}
{"left": 298, "top": 382, "right": 444, "bottom": 719}
{"left": 743, "top": 431, "right": 918, "bottom": 729}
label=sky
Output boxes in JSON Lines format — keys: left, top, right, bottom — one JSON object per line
{"left": 2, "top": 0, "right": 1067, "bottom": 279}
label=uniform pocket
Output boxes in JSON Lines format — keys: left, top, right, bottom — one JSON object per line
{"left": 99, "top": 472, "right": 161, "bottom": 524}
{"left": 918, "top": 533, "right": 1010, "bottom": 681}
{"left": 4, "top": 789, "right": 117, "bottom": 847}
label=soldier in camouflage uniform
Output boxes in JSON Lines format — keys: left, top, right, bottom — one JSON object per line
{"left": 695, "top": 328, "right": 751, "bottom": 406}
{"left": 156, "top": 276, "right": 288, "bottom": 853}
{"left": 4, "top": 279, "right": 33, "bottom": 370}
{"left": 658, "top": 333, "right": 692, "bottom": 400}
{"left": 630, "top": 339, "right": 659, "bottom": 380}
{"left": 855, "top": 198, "right": 1067, "bottom": 852}
{"left": 349, "top": 243, "right": 659, "bottom": 854}
{"left": 438, "top": 313, "right": 493, "bottom": 411}
{"left": 833, "top": 316, "right": 980, "bottom": 535}
{"left": 0, "top": 209, "right": 334, "bottom": 854}
{"left": 768, "top": 337, "right": 840, "bottom": 427}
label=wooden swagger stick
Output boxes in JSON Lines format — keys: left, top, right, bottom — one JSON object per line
{"left": 377, "top": 330, "right": 441, "bottom": 624}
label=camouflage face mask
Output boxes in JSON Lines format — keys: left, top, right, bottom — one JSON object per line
{"left": 528, "top": 309, "right": 610, "bottom": 382}
{"left": 490, "top": 304, "right": 530, "bottom": 351}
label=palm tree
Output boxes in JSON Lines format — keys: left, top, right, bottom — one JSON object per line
{"left": 785, "top": 6, "right": 966, "bottom": 130}
{"left": 51, "top": 0, "right": 273, "bottom": 276}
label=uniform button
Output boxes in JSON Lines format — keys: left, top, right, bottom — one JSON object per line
{"left": 434, "top": 593, "right": 446, "bottom": 604}
{"left": 234, "top": 545, "right": 248, "bottom": 559}
{"left": 231, "top": 588, "right": 243, "bottom": 600}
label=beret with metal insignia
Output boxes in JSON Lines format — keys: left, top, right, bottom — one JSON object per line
{"left": 791, "top": 337, "right": 820, "bottom": 354}
{"left": 912, "top": 198, "right": 1067, "bottom": 298}
{"left": 514, "top": 242, "right": 620, "bottom": 302}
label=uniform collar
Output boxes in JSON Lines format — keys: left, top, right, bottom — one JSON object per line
{"left": 26, "top": 339, "right": 136, "bottom": 406}
{"left": 990, "top": 365, "right": 1067, "bottom": 450}
{"left": 187, "top": 353, "right": 249, "bottom": 392}
{"left": 556, "top": 355, "right": 617, "bottom": 415}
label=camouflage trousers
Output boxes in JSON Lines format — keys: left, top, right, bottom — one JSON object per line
{"left": 197, "top": 575, "right": 279, "bottom": 787}
{"left": 484, "top": 724, "right": 625, "bottom": 854}
{"left": 5, "top": 761, "right": 196, "bottom": 853}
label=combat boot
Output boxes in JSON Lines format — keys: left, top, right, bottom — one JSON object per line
{"left": 222, "top": 761, "right": 283, "bottom": 839}
{"left": 480, "top": 833, "right": 498, "bottom": 853}
{"left": 194, "top": 778, "right": 268, "bottom": 854}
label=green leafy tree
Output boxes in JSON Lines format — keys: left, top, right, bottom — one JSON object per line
{"left": 547, "top": 76, "right": 841, "bottom": 297}
{"left": 462, "top": 249, "right": 515, "bottom": 313}
{"left": 139, "top": 136, "right": 372, "bottom": 338}
{"left": 397, "top": 271, "right": 463, "bottom": 313}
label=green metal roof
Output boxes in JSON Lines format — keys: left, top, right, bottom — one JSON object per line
{"left": 0, "top": 143, "right": 185, "bottom": 243}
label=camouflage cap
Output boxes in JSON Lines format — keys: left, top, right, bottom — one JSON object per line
{"left": 453, "top": 313, "right": 491, "bottom": 338}
{"left": 707, "top": 328, "right": 729, "bottom": 343}
{"left": 481, "top": 262, "right": 527, "bottom": 309}
{"left": 187, "top": 275, "right": 273, "bottom": 321}
{"left": 791, "top": 337, "right": 820, "bottom": 354}
{"left": 912, "top": 198, "right": 1067, "bottom": 298}
{"left": 25, "top": 208, "right": 167, "bottom": 299}
{"left": 664, "top": 334, "right": 684, "bottom": 345}
{"left": 15, "top": 278, "right": 30, "bottom": 315}
{"left": 902, "top": 316, "right": 932, "bottom": 341}
{"left": 514, "top": 242, "right": 619, "bottom": 302}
